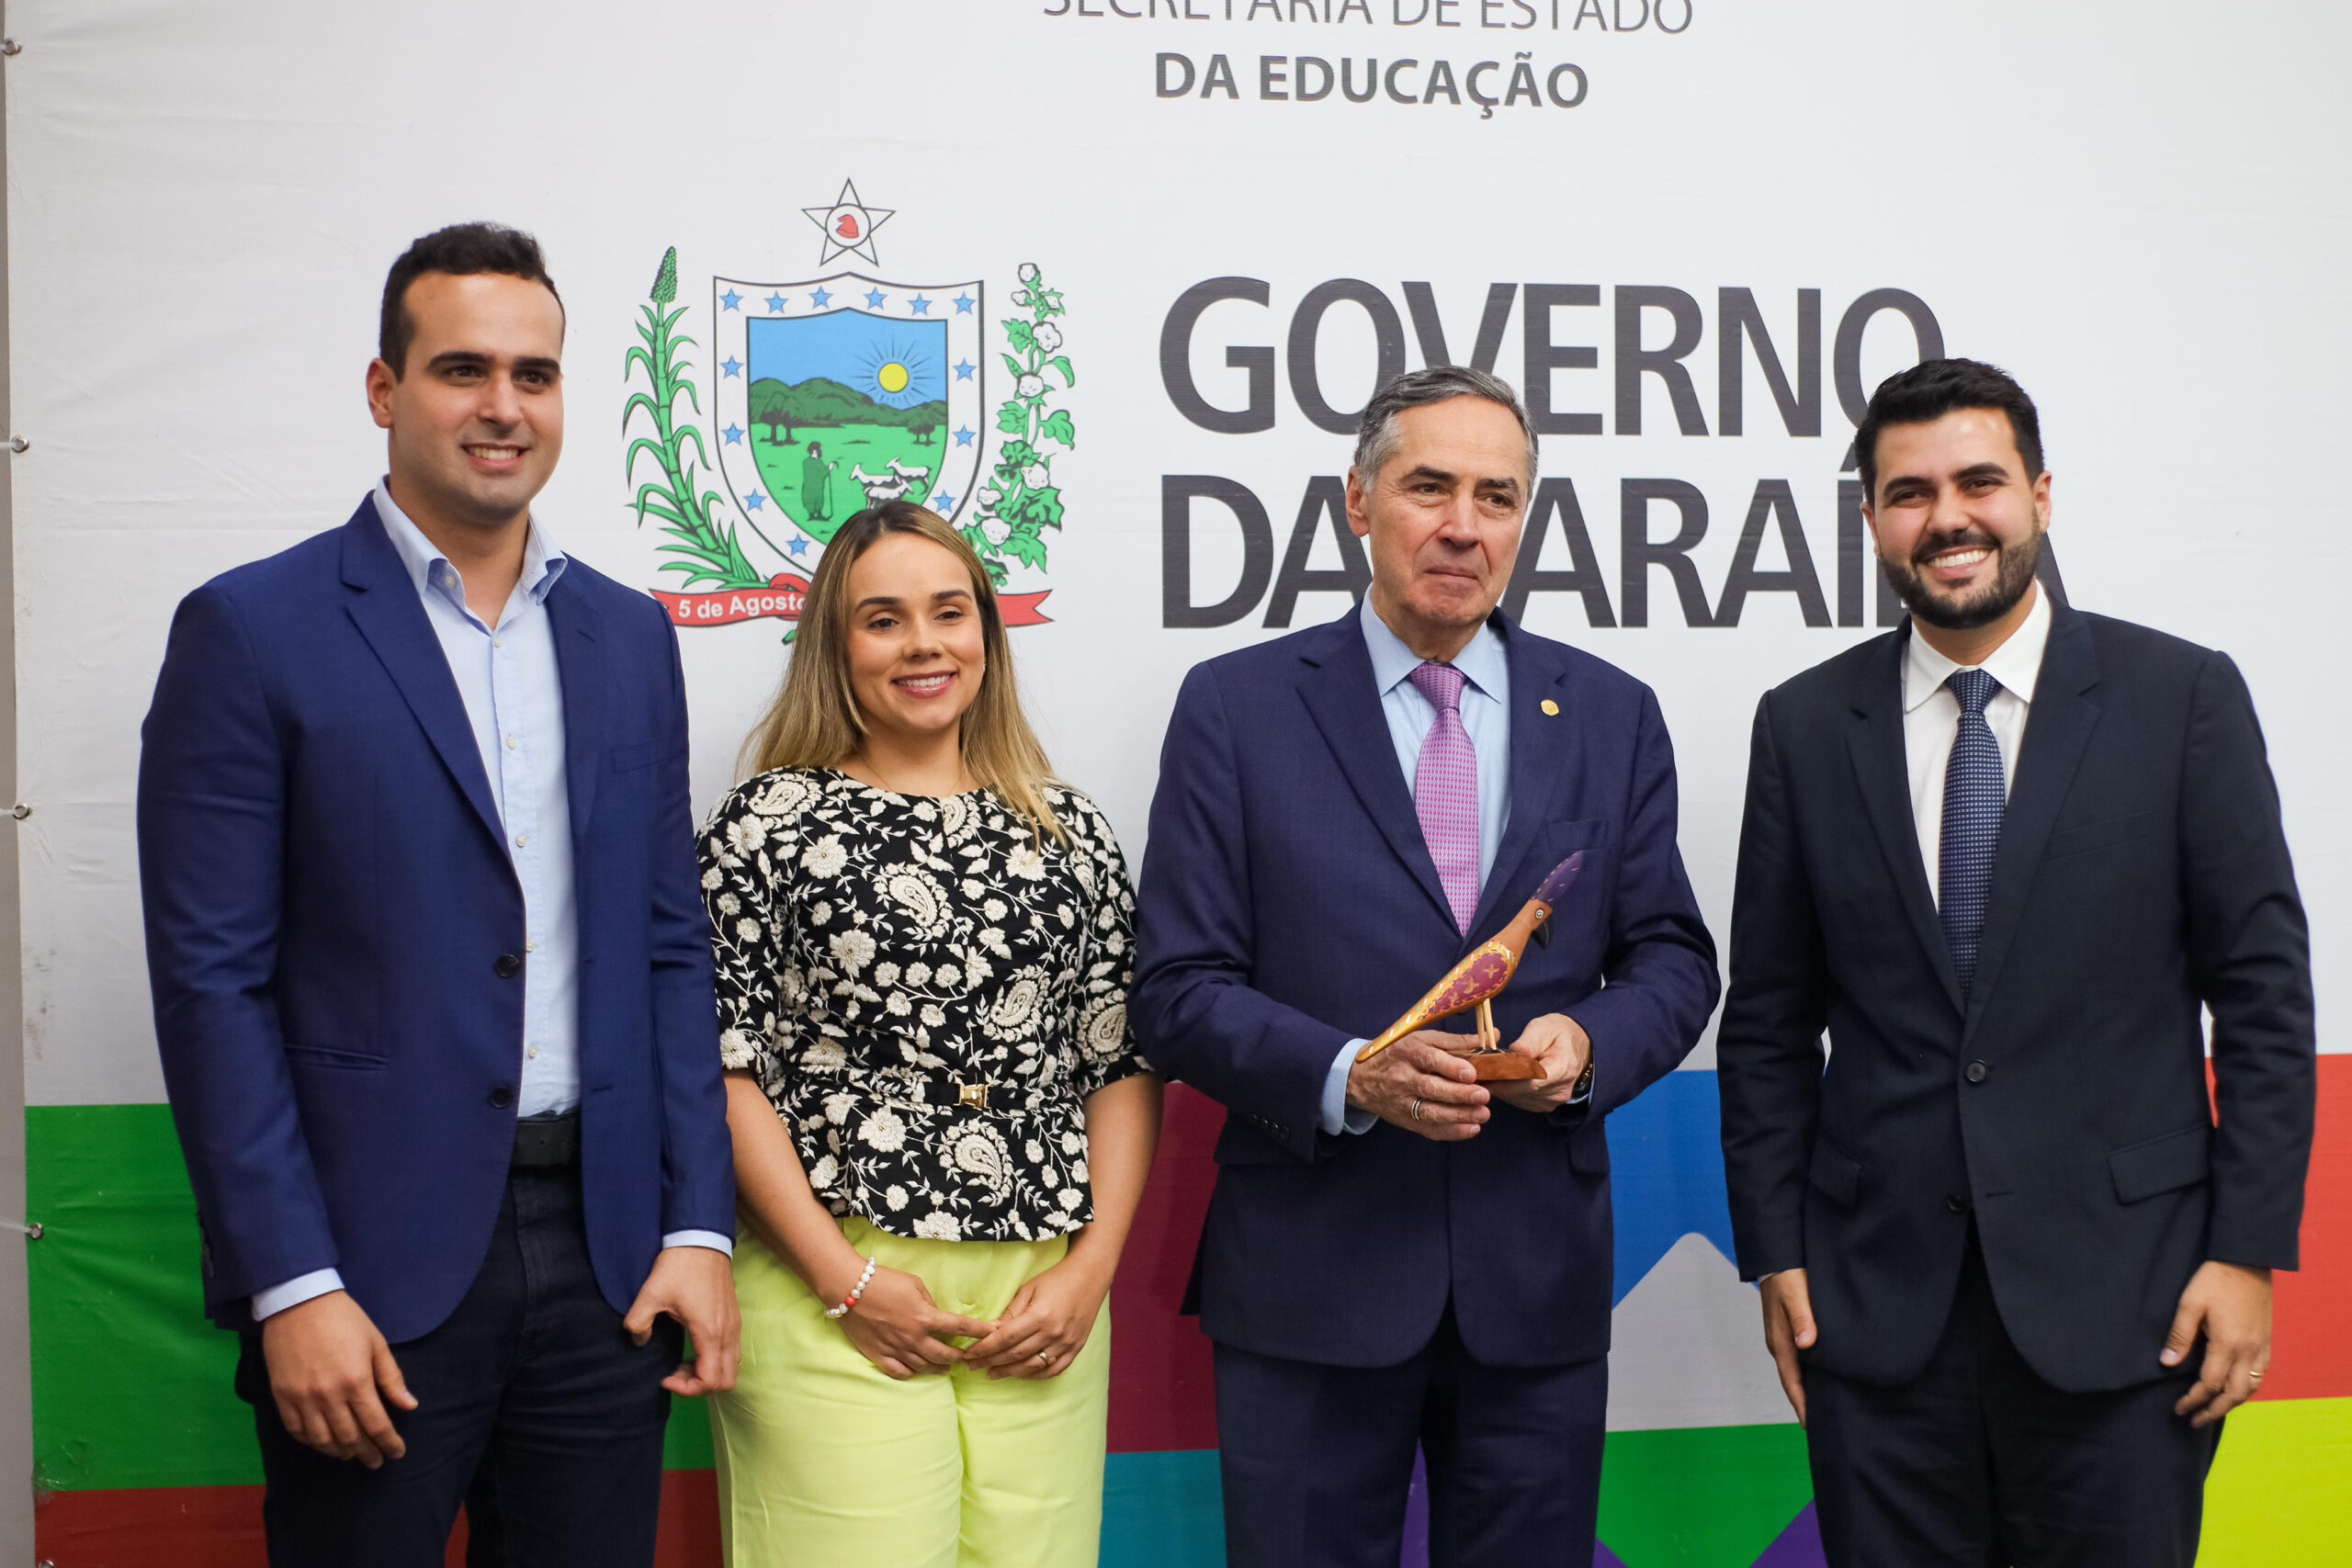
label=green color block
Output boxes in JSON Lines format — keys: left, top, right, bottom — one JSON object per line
{"left": 28, "top": 1103, "right": 256, "bottom": 1491}
{"left": 1598, "top": 1422, "right": 1813, "bottom": 1568}
{"left": 2199, "top": 1397, "right": 2352, "bottom": 1564}
{"left": 27, "top": 1104, "right": 714, "bottom": 1492}
{"left": 663, "top": 1394, "right": 714, "bottom": 1470}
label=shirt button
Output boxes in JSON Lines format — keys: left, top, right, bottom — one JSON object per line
{"left": 506, "top": 736, "right": 518, "bottom": 750}
{"left": 527, "top": 1045, "right": 540, "bottom": 1059}
{"left": 493, "top": 637, "right": 503, "bottom": 649}
{"left": 1965, "top": 1061, "right": 1989, "bottom": 1084}
{"left": 525, "top": 939, "right": 537, "bottom": 953}
{"left": 488, "top": 1087, "right": 514, "bottom": 1109}
{"left": 514, "top": 833, "right": 528, "bottom": 849}
{"left": 494, "top": 953, "right": 524, "bottom": 979}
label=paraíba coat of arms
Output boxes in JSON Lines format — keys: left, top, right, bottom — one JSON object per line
{"left": 623, "top": 182, "right": 1068, "bottom": 632}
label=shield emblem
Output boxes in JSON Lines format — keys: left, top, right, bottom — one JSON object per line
{"left": 711, "top": 274, "right": 984, "bottom": 545}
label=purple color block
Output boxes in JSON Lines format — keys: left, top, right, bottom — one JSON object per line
{"left": 1396, "top": 1448, "right": 1634, "bottom": 1568}
{"left": 1751, "top": 1502, "right": 1829, "bottom": 1567}
{"left": 1400, "top": 1449, "right": 1429, "bottom": 1567}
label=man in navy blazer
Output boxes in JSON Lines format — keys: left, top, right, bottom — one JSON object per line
{"left": 138, "top": 224, "right": 739, "bottom": 1566}
{"left": 1133, "top": 367, "right": 1720, "bottom": 1567}
{"left": 1717, "top": 360, "right": 2315, "bottom": 1565}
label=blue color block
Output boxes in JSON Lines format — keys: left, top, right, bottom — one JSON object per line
{"left": 1102, "top": 1450, "right": 1226, "bottom": 1568}
{"left": 1604, "top": 1070, "right": 1739, "bottom": 1304}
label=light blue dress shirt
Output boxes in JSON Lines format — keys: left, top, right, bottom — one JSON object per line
{"left": 250, "top": 485, "right": 726, "bottom": 1321}
{"left": 1317, "top": 597, "right": 1512, "bottom": 1135}
{"left": 375, "top": 482, "right": 582, "bottom": 1119}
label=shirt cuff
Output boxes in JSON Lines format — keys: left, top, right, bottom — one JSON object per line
{"left": 662, "top": 1230, "right": 735, "bottom": 1258}
{"left": 251, "top": 1269, "right": 345, "bottom": 1323}
{"left": 1318, "top": 1039, "right": 1381, "bottom": 1136}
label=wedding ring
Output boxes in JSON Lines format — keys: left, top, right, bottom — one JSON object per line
{"left": 1409, "top": 1097, "right": 1423, "bottom": 1121}
{"left": 1036, "top": 1350, "right": 1051, "bottom": 1364}
{"left": 2247, "top": 1370, "right": 2265, "bottom": 1383}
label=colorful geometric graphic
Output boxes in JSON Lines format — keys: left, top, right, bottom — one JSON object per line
{"left": 27, "top": 1056, "right": 2351, "bottom": 1564}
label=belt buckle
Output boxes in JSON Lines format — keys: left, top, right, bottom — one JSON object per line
{"left": 957, "top": 1082, "right": 989, "bottom": 1111}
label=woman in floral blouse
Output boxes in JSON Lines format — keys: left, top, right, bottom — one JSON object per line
{"left": 698, "top": 501, "right": 1162, "bottom": 1568}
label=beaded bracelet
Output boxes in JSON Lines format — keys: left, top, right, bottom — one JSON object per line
{"left": 825, "top": 1256, "right": 878, "bottom": 1320}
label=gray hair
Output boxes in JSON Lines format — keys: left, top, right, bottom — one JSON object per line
{"left": 1351, "top": 366, "right": 1540, "bottom": 491}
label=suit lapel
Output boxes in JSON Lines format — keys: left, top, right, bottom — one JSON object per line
{"left": 547, "top": 577, "right": 605, "bottom": 844}
{"left": 1295, "top": 615, "right": 1458, "bottom": 932}
{"left": 1847, "top": 628, "right": 1964, "bottom": 1015}
{"left": 340, "top": 501, "right": 506, "bottom": 852}
{"left": 1470, "top": 616, "right": 1569, "bottom": 935}
{"left": 1960, "top": 606, "right": 2101, "bottom": 1037}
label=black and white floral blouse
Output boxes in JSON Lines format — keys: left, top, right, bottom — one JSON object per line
{"left": 699, "top": 768, "right": 1148, "bottom": 1244}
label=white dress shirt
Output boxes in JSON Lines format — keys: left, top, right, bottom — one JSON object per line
{"left": 252, "top": 485, "right": 727, "bottom": 1322}
{"left": 1902, "top": 585, "right": 2052, "bottom": 906}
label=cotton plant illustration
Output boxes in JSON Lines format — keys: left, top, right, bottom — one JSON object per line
{"left": 967, "top": 262, "right": 1074, "bottom": 583}
{"left": 623, "top": 247, "right": 769, "bottom": 592}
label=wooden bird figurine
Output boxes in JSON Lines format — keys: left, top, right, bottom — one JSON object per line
{"left": 1355, "top": 852, "right": 1584, "bottom": 1079}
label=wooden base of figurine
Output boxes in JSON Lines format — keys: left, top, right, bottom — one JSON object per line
{"left": 1466, "top": 1051, "right": 1544, "bottom": 1080}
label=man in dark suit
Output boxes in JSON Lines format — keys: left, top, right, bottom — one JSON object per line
{"left": 138, "top": 223, "right": 740, "bottom": 1566}
{"left": 1717, "top": 358, "right": 2315, "bottom": 1566}
{"left": 1133, "top": 367, "right": 1719, "bottom": 1567}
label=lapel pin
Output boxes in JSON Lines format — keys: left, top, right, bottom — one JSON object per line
{"left": 1541, "top": 699, "right": 1559, "bottom": 716}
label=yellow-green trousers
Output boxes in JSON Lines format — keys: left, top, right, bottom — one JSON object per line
{"left": 710, "top": 1218, "right": 1110, "bottom": 1567}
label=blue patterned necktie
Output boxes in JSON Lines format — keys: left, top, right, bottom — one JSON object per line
{"left": 1939, "top": 668, "right": 2007, "bottom": 1000}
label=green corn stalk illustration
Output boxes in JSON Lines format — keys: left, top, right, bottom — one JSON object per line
{"left": 624, "top": 247, "right": 770, "bottom": 591}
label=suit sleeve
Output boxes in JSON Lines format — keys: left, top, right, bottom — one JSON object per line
{"left": 1715, "top": 691, "right": 1830, "bottom": 1280}
{"left": 138, "top": 586, "right": 339, "bottom": 1307}
{"left": 1130, "top": 664, "right": 1353, "bottom": 1162}
{"left": 1563, "top": 685, "right": 1722, "bottom": 1122}
{"left": 2179, "top": 651, "right": 2314, "bottom": 1270}
{"left": 647, "top": 611, "right": 736, "bottom": 1240}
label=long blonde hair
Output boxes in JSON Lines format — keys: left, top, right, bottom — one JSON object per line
{"left": 741, "top": 502, "right": 1066, "bottom": 840}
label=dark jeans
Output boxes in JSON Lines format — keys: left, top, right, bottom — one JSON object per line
{"left": 1805, "top": 1227, "right": 2222, "bottom": 1568}
{"left": 236, "top": 1167, "right": 682, "bottom": 1568}
{"left": 1214, "top": 1305, "right": 1608, "bottom": 1568}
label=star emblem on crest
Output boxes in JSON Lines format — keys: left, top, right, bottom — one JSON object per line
{"left": 801, "top": 179, "right": 895, "bottom": 266}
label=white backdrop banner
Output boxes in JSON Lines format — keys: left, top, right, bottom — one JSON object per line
{"left": 12, "top": 1, "right": 2339, "bottom": 1107}
{"left": 6, "top": 3, "right": 2347, "bottom": 1553}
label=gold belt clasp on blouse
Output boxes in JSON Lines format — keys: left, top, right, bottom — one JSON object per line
{"left": 957, "top": 1082, "right": 990, "bottom": 1110}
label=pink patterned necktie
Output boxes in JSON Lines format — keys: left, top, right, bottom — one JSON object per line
{"left": 1408, "top": 660, "right": 1481, "bottom": 934}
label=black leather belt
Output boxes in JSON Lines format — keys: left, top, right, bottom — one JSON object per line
{"left": 512, "top": 1111, "right": 580, "bottom": 1168}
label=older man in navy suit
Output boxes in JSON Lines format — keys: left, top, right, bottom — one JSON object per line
{"left": 139, "top": 224, "right": 739, "bottom": 1566}
{"left": 1133, "top": 367, "right": 1720, "bottom": 1567}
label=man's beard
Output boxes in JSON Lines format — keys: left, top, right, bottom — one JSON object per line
{"left": 1881, "top": 528, "right": 2041, "bottom": 631}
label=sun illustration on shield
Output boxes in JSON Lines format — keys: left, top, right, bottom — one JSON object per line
{"left": 861, "top": 339, "right": 937, "bottom": 408}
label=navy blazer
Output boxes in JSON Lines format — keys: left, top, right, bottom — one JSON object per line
{"left": 1132, "top": 608, "right": 1720, "bottom": 1369}
{"left": 138, "top": 497, "right": 734, "bottom": 1341}
{"left": 1718, "top": 606, "right": 2316, "bottom": 1392}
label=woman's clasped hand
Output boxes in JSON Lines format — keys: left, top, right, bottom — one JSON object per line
{"left": 830, "top": 1261, "right": 993, "bottom": 1382}
{"left": 963, "top": 1256, "right": 1114, "bottom": 1380}
{"left": 829, "top": 1255, "right": 1111, "bottom": 1382}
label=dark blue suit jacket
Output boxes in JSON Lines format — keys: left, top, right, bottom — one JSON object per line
{"left": 1132, "top": 609, "right": 1719, "bottom": 1369}
{"left": 1718, "top": 607, "right": 2315, "bottom": 1391}
{"left": 138, "top": 497, "right": 734, "bottom": 1342}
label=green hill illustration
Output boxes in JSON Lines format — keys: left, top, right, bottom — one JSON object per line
{"left": 746, "top": 377, "right": 948, "bottom": 541}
